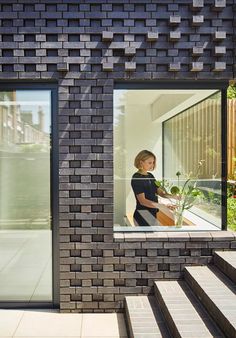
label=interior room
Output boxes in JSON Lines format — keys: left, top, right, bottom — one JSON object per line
{"left": 114, "top": 89, "right": 222, "bottom": 231}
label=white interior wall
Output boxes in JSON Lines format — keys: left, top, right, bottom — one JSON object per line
{"left": 125, "top": 102, "right": 162, "bottom": 219}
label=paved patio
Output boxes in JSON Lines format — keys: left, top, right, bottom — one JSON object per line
{"left": 0, "top": 309, "right": 128, "bottom": 338}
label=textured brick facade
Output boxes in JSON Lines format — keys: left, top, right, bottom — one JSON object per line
{"left": 0, "top": 0, "right": 236, "bottom": 312}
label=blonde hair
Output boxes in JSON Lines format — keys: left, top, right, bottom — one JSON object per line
{"left": 134, "top": 150, "right": 156, "bottom": 170}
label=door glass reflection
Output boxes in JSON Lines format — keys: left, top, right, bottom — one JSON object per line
{"left": 0, "top": 90, "right": 52, "bottom": 301}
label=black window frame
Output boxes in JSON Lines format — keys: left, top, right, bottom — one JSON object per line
{"left": 114, "top": 81, "right": 228, "bottom": 231}
{"left": 0, "top": 82, "right": 59, "bottom": 308}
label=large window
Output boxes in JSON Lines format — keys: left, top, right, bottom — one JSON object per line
{"left": 0, "top": 88, "right": 53, "bottom": 302}
{"left": 163, "top": 92, "right": 222, "bottom": 228}
{"left": 114, "top": 86, "right": 226, "bottom": 231}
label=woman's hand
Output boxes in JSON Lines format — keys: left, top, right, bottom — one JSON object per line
{"left": 171, "top": 194, "right": 181, "bottom": 200}
{"left": 166, "top": 204, "right": 176, "bottom": 211}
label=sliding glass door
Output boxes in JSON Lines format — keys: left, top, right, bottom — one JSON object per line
{"left": 0, "top": 89, "right": 52, "bottom": 302}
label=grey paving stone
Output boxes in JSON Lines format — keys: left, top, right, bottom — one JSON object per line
{"left": 185, "top": 266, "right": 236, "bottom": 338}
{"left": 125, "top": 296, "right": 171, "bottom": 338}
{"left": 155, "top": 280, "right": 213, "bottom": 338}
{"left": 214, "top": 250, "right": 236, "bottom": 283}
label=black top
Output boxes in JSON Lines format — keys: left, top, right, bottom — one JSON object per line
{"left": 131, "top": 172, "right": 158, "bottom": 213}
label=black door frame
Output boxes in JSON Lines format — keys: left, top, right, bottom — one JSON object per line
{"left": 0, "top": 82, "right": 59, "bottom": 308}
{"left": 115, "top": 80, "right": 228, "bottom": 230}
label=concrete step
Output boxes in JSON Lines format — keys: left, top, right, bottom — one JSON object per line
{"left": 185, "top": 266, "right": 236, "bottom": 338}
{"left": 125, "top": 296, "right": 170, "bottom": 338}
{"left": 154, "top": 280, "right": 218, "bottom": 338}
{"left": 214, "top": 250, "right": 236, "bottom": 284}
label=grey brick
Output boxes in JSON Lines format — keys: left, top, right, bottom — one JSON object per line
{"left": 169, "top": 31, "right": 181, "bottom": 41}
{"left": 169, "top": 62, "right": 181, "bottom": 71}
{"left": 214, "top": 31, "right": 226, "bottom": 40}
{"left": 215, "top": 46, "right": 226, "bottom": 55}
{"left": 125, "top": 62, "right": 136, "bottom": 71}
{"left": 169, "top": 16, "right": 181, "bottom": 25}
{"left": 192, "top": 15, "right": 204, "bottom": 26}
{"left": 192, "top": 0, "right": 204, "bottom": 10}
{"left": 102, "top": 31, "right": 113, "bottom": 41}
{"left": 213, "top": 0, "right": 226, "bottom": 11}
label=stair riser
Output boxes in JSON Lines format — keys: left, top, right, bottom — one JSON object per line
{"left": 124, "top": 300, "right": 134, "bottom": 338}
{"left": 125, "top": 296, "right": 171, "bottom": 338}
{"left": 214, "top": 254, "right": 236, "bottom": 284}
{"left": 185, "top": 269, "right": 236, "bottom": 338}
{"left": 154, "top": 286, "right": 183, "bottom": 338}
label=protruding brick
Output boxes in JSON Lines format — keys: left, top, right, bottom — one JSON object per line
{"left": 192, "top": 15, "right": 204, "bottom": 26}
{"left": 169, "top": 31, "right": 181, "bottom": 41}
{"left": 192, "top": 46, "right": 204, "bottom": 56}
{"left": 191, "top": 62, "right": 203, "bottom": 71}
{"left": 213, "top": 0, "right": 226, "bottom": 11}
{"left": 169, "top": 62, "right": 181, "bottom": 71}
{"left": 169, "top": 16, "right": 181, "bottom": 25}
{"left": 125, "top": 62, "right": 136, "bottom": 71}
{"left": 102, "top": 31, "right": 113, "bottom": 42}
{"left": 124, "top": 47, "right": 136, "bottom": 56}
{"left": 146, "top": 31, "right": 159, "bottom": 42}
{"left": 57, "top": 63, "right": 68, "bottom": 72}
{"left": 214, "top": 31, "right": 226, "bottom": 40}
{"left": 215, "top": 46, "right": 226, "bottom": 55}
{"left": 102, "top": 62, "right": 113, "bottom": 71}
{"left": 213, "top": 62, "right": 226, "bottom": 71}
{"left": 191, "top": 0, "right": 204, "bottom": 10}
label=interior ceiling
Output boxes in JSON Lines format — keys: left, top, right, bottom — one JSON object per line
{"left": 123, "top": 89, "right": 218, "bottom": 120}
{"left": 151, "top": 93, "right": 194, "bottom": 119}
{"left": 125, "top": 89, "right": 213, "bottom": 106}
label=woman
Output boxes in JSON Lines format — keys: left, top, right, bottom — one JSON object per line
{"left": 131, "top": 150, "right": 174, "bottom": 226}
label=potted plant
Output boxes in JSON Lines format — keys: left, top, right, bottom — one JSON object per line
{"left": 155, "top": 161, "right": 204, "bottom": 227}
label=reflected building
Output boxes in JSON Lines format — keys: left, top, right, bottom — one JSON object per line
{"left": 0, "top": 91, "right": 49, "bottom": 150}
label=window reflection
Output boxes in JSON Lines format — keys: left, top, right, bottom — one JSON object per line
{"left": 0, "top": 90, "right": 52, "bottom": 301}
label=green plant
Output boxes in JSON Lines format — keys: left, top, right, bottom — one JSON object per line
{"left": 205, "top": 190, "right": 221, "bottom": 206}
{"left": 155, "top": 161, "right": 204, "bottom": 227}
{"left": 226, "top": 183, "right": 236, "bottom": 231}
{"left": 227, "top": 196, "right": 236, "bottom": 231}
{"left": 227, "top": 85, "right": 236, "bottom": 99}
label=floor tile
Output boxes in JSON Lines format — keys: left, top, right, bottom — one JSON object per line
{"left": 81, "top": 313, "right": 127, "bottom": 337}
{"left": 14, "top": 311, "right": 82, "bottom": 337}
{"left": 0, "top": 310, "right": 24, "bottom": 337}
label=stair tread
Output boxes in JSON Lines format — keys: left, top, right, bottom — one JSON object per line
{"left": 155, "top": 281, "right": 215, "bottom": 337}
{"left": 215, "top": 251, "right": 236, "bottom": 269}
{"left": 214, "top": 250, "right": 236, "bottom": 284}
{"left": 185, "top": 266, "right": 236, "bottom": 329}
{"left": 125, "top": 296, "right": 170, "bottom": 338}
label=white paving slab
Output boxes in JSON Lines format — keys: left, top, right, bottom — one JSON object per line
{"left": 14, "top": 310, "right": 82, "bottom": 337}
{"left": 0, "top": 310, "right": 127, "bottom": 338}
{"left": 81, "top": 313, "right": 127, "bottom": 337}
{"left": 0, "top": 310, "right": 24, "bottom": 337}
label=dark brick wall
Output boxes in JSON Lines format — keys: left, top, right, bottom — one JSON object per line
{"left": 0, "top": 0, "right": 235, "bottom": 312}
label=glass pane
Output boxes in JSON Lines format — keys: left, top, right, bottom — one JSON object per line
{"left": 114, "top": 89, "right": 222, "bottom": 231}
{"left": 163, "top": 92, "right": 222, "bottom": 228}
{"left": 0, "top": 90, "right": 52, "bottom": 301}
